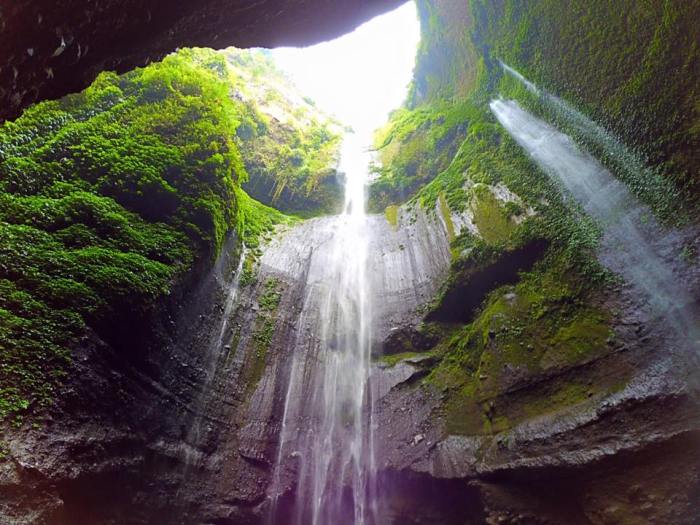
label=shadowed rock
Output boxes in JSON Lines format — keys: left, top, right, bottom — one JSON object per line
{"left": 0, "top": 0, "right": 403, "bottom": 122}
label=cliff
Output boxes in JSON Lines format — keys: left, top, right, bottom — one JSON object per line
{"left": 2, "top": 1, "right": 700, "bottom": 523}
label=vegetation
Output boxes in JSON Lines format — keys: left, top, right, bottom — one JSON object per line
{"left": 0, "top": 47, "right": 314, "bottom": 425}
{"left": 235, "top": 188, "right": 294, "bottom": 250}
{"left": 223, "top": 49, "right": 344, "bottom": 216}
{"left": 384, "top": 205, "right": 399, "bottom": 229}
{"left": 406, "top": 0, "right": 480, "bottom": 106}
{"left": 369, "top": 100, "right": 473, "bottom": 212}
{"left": 244, "top": 277, "right": 283, "bottom": 394}
{"left": 368, "top": 0, "right": 664, "bottom": 436}
{"left": 427, "top": 259, "right": 616, "bottom": 435}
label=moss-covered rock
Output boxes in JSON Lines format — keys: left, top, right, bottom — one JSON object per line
{"left": 427, "top": 259, "right": 617, "bottom": 435}
{"left": 473, "top": 0, "right": 700, "bottom": 207}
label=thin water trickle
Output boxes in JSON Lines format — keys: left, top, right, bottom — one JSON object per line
{"left": 185, "top": 245, "right": 247, "bottom": 458}
{"left": 176, "top": 245, "right": 246, "bottom": 492}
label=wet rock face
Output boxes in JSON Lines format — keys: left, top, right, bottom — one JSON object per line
{"left": 0, "top": 235, "right": 255, "bottom": 524}
{"left": 0, "top": 0, "right": 403, "bottom": 122}
{"left": 369, "top": 219, "right": 700, "bottom": 523}
{"left": 3, "top": 200, "right": 700, "bottom": 523}
{"left": 0, "top": 206, "right": 454, "bottom": 524}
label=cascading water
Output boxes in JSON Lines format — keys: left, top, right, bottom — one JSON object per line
{"left": 267, "top": 133, "right": 377, "bottom": 524}
{"left": 311, "top": 131, "right": 376, "bottom": 524}
{"left": 263, "top": 6, "right": 419, "bottom": 522}
{"left": 490, "top": 97, "right": 699, "bottom": 349}
{"left": 497, "top": 61, "right": 681, "bottom": 214}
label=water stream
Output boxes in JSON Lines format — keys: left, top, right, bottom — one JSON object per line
{"left": 498, "top": 61, "right": 679, "bottom": 214}
{"left": 176, "top": 245, "right": 246, "bottom": 492}
{"left": 264, "top": 7, "right": 420, "bottom": 519}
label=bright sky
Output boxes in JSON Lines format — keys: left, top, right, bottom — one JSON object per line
{"left": 270, "top": 2, "right": 420, "bottom": 140}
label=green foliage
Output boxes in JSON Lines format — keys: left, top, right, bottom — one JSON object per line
{"left": 397, "top": 95, "right": 605, "bottom": 278}
{"left": 0, "top": 47, "right": 298, "bottom": 424}
{"left": 258, "top": 277, "right": 282, "bottom": 312}
{"left": 239, "top": 256, "right": 257, "bottom": 288}
{"left": 222, "top": 49, "right": 344, "bottom": 215}
{"left": 427, "top": 258, "right": 615, "bottom": 435}
{"left": 369, "top": 101, "right": 476, "bottom": 211}
{"left": 407, "top": 0, "right": 479, "bottom": 106}
{"left": 245, "top": 277, "right": 284, "bottom": 394}
{"left": 437, "top": 193, "right": 456, "bottom": 241}
{"left": 235, "top": 187, "right": 294, "bottom": 251}
{"left": 469, "top": 185, "right": 517, "bottom": 244}
{"left": 384, "top": 205, "right": 399, "bottom": 229}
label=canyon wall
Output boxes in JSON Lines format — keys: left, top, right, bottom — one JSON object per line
{"left": 2, "top": 1, "right": 700, "bottom": 524}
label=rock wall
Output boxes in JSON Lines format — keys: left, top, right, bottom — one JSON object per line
{"left": 3, "top": 186, "right": 699, "bottom": 524}
{"left": 3, "top": 1, "right": 700, "bottom": 523}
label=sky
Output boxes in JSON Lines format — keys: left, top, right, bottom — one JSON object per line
{"left": 269, "top": 2, "right": 420, "bottom": 140}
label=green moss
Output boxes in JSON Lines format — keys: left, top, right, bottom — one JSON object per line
{"left": 0, "top": 48, "right": 250, "bottom": 424}
{"left": 369, "top": 101, "right": 479, "bottom": 211}
{"left": 235, "top": 187, "right": 294, "bottom": 249}
{"left": 427, "top": 256, "right": 615, "bottom": 435}
{"left": 521, "top": 382, "right": 591, "bottom": 419}
{"left": 243, "top": 277, "right": 283, "bottom": 394}
{"left": 378, "top": 351, "right": 426, "bottom": 367}
{"left": 443, "top": 385, "right": 484, "bottom": 435}
{"left": 240, "top": 255, "right": 257, "bottom": 287}
{"left": 542, "top": 311, "right": 611, "bottom": 368}
{"left": 259, "top": 277, "right": 282, "bottom": 312}
{"left": 248, "top": 316, "right": 275, "bottom": 392}
{"left": 0, "top": 47, "right": 305, "bottom": 425}
{"left": 438, "top": 193, "right": 456, "bottom": 241}
{"left": 223, "top": 49, "right": 344, "bottom": 215}
{"left": 384, "top": 205, "right": 399, "bottom": 229}
{"left": 469, "top": 185, "right": 517, "bottom": 244}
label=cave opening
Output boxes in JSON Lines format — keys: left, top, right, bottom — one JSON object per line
{"left": 2, "top": 1, "right": 700, "bottom": 523}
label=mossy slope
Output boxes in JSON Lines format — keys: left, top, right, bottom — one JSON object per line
{"left": 223, "top": 48, "right": 344, "bottom": 216}
{"left": 471, "top": 0, "right": 700, "bottom": 207}
{"left": 370, "top": 0, "right": 669, "bottom": 438}
{"left": 0, "top": 48, "right": 300, "bottom": 425}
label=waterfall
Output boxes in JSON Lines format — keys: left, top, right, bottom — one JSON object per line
{"left": 309, "top": 130, "right": 376, "bottom": 524}
{"left": 490, "top": 98, "right": 699, "bottom": 349}
{"left": 262, "top": 7, "right": 418, "bottom": 520}
{"left": 268, "top": 132, "right": 377, "bottom": 524}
